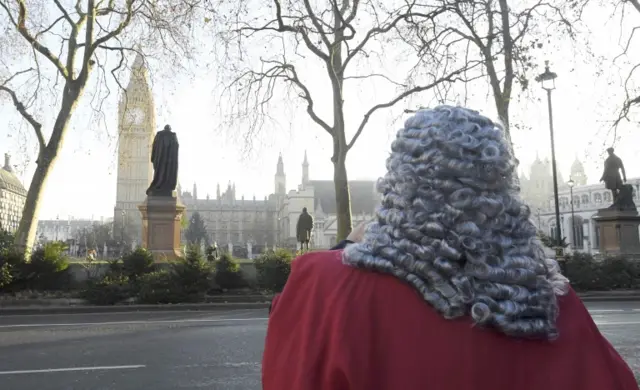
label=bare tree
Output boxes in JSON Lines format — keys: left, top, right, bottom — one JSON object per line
{"left": 215, "top": 0, "right": 478, "bottom": 240}
{"left": 611, "top": 0, "right": 640, "bottom": 125}
{"left": 0, "top": 0, "right": 203, "bottom": 254}
{"left": 406, "top": 0, "right": 580, "bottom": 142}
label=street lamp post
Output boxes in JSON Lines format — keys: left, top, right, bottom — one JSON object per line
{"left": 568, "top": 178, "right": 576, "bottom": 250}
{"left": 536, "top": 60, "right": 563, "bottom": 257}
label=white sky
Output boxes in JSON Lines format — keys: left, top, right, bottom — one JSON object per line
{"left": 0, "top": 1, "right": 638, "bottom": 220}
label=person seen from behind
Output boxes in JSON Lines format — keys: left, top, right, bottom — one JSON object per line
{"left": 262, "top": 106, "right": 638, "bottom": 390}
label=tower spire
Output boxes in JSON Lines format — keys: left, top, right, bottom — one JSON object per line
{"left": 302, "top": 150, "right": 309, "bottom": 186}
{"left": 277, "top": 152, "right": 284, "bottom": 176}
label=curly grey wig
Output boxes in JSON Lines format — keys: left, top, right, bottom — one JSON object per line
{"left": 343, "top": 105, "right": 568, "bottom": 340}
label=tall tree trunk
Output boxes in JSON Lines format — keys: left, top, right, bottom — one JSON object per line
{"left": 14, "top": 156, "right": 54, "bottom": 254}
{"left": 14, "top": 85, "right": 83, "bottom": 255}
{"left": 329, "top": 3, "right": 352, "bottom": 241}
{"left": 333, "top": 148, "right": 352, "bottom": 241}
{"left": 496, "top": 99, "right": 510, "bottom": 141}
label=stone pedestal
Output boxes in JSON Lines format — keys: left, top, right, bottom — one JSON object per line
{"left": 593, "top": 208, "right": 640, "bottom": 255}
{"left": 138, "top": 196, "right": 186, "bottom": 262}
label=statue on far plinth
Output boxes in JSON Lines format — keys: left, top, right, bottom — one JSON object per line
{"left": 599, "top": 147, "right": 635, "bottom": 211}
{"left": 147, "top": 124, "right": 179, "bottom": 197}
{"left": 296, "top": 207, "right": 314, "bottom": 251}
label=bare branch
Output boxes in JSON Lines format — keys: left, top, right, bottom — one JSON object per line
{"left": 2, "top": 0, "right": 70, "bottom": 79}
{"left": 0, "top": 69, "right": 46, "bottom": 151}
{"left": 53, "top": 0, "right": 74, "bottom": 26}
{"left": 347, "top": 64, "right": 480, "bottom": 151}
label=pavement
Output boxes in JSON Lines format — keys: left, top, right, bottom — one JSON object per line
{"left": 0, "top": 302, "right": 639, "bottom": 389}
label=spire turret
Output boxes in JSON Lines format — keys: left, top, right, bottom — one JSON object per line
{"left": 275, "top": 153, "right": 286, "bottom": 195}
{"left": 277, "top": 153, "right": 284, "bottom": 176}
{"left": 3, "top": 153, "right": 12, "bottom": 173}
{"left": 302, "top": 150, "right": 309, "bottom": 186}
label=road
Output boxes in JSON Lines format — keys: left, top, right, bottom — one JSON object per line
{"left": 0, "top": 301, "right": 638, "bottom": 390}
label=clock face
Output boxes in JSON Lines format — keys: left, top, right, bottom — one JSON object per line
{"left": 126, "top": 108, "right": 145, "bottom": 125}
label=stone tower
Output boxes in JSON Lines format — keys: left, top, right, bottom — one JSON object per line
{"left": 302, "top": 150, "right": 309, "bottom": 187}
{"left": 275, "top": 153, "right": 286, "bottom": 195}
{"left": 570, "top": 157, "right": 588, "bottom": 186}
{"left": 113, "top": 53, "right": 156, "bottom": 244}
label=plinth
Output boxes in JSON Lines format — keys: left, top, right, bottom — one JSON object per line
{"left": 138, "top": 196, "right": 186, "bottom": 262}
{"left": 593, "top": 208, "right": 640, "bottom": 255}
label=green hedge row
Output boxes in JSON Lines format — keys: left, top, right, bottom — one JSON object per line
{"left": 80, "top": 247, "right": 252, "bottom": 305}
{"left": 564, "top": 253, "right": 640, "bottom": 292}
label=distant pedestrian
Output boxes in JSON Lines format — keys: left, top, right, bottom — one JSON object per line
{"left": 262, "top": 106, "right": 638, "bottom": 390}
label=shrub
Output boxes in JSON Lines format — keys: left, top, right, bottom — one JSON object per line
{"left": 137, "top": 270, "right": 185, "bottom": 304}
{"left": 80, "top": 275, "right": 131, "bottom": 305}
{"left": 215, "top": 253, "right": 247, "bottom": 290}
{"left": 10, "top": 242, "right": 72, "bottom": 291}
{"left": 0, "top": 229, "right": 14, "bottom": 252}
{"left": 254, "top": 249, "right": 293, "bottom": 292}
{"left": 0, "top": 247, "right": 21, "bottom": 290}
{"left": 137, "top": 248, "right": 214, "bottom": 304}
{"left": 0, "top": 262, "right": 11, "bottom": 289}
{"left": 122, "top": 248, "right": 155, "bottom": 282}
{"left": 564, "top": 253, "right": 640, "bottom": 292}
{"left": 599, "top": 256, "right": 640, "bottom": 290}
{"left": 170, "top": 246, "right": 213, "bottom": 296}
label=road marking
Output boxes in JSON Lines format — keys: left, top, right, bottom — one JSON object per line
{"left": 0, "top": 317, "right": 269, "bottom": 329}
{"left": 0, "top": 308, "right": 267, "bottom": 319}
{"left": 0, "top": 365, "right": 146, "bottom": 375}
{"left": 589, "top": 309, "right": 640, "bottom": 313}
{"left": 595, "top": 320, "right": 640, "bottom": 326}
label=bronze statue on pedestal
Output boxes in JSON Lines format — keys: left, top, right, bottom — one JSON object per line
{"left": 147, "top": 124, "right": 179, "bottom": 197}
{"left": 296, "top": 207, "right": 314, "bottom": 251}
{"left": 599, "top": 147, "right": 635, "bottom": 211}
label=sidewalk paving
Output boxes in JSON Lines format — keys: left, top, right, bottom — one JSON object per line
{"left": 0, "top": 291, "right": 639, "bottom": 316}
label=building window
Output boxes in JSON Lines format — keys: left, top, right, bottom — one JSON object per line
{"left": 594, "top": 193, "right": 602, "bottom": 203}
{"left": 571, "top": 217, "right": 584, "bottom": 249}
{"left": 581, "top": 194, "right": 589, "bottom": 204}
{"left": 604, "top": 192, "right": 612, "bottom": 202}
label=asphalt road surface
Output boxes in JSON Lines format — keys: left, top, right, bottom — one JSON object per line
{"left": 0, "top": 301, "right": 639, "bottom": 390}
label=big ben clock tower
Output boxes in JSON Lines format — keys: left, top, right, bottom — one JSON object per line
{"left": 113, "top": 53, "right": 156, "bottom": 244}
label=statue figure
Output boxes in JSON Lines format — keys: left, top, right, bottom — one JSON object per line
{"left": 147, "top": 125, "right": 179, "bottom": 197}
{"left": 608, "top": 184, "right": 637, "bottom": 212}
{"left": 599, "top": 147, "right": 626, "bottom": 206}
{"left": 296, "top": 207, "right": 314, "bottom": 251}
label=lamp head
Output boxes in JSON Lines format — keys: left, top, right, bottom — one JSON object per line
{"left": 535, "top": 60, "right": 557, "bottom": 91}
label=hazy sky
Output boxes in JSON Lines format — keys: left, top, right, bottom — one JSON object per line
{"left": 0, "top": 1, "right": 638, "bottom": 220}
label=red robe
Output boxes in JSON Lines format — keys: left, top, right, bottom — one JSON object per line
{"left": 263, "top": 250, "right": 638, "bottom": 390}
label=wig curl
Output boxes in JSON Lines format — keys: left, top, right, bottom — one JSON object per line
{"left": 343, "top": 105, "right": 568, "bottom": 339}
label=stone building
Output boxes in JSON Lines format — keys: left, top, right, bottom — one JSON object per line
{"left": 0, "top": 154, "right": 27, "bottom": 233}
{"left": 179, "top": 152, "right": 379, "bottom": 255}
{"left": 36, "top": 218, "right": 100, "bottom": 243}
{"left": 179, "top": 181, "right": 278, "bottom": 258}
{"left": 113, "top": 55, "right": 379, "bottom": 255}
{"left": 275, "top": 151, "right": 378, "bottom": 248}
{"left": 518, "top": 154, "right": 579, "bottom": 210}
{"left": 113, "top": 54, "right": 156, "bottom": 244}
{"left": 536, "top": 177, "right": 640, "bottom": 254}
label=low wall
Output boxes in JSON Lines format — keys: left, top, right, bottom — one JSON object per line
{"left": 67, "top": 259, "right": 258, "bottom": 284}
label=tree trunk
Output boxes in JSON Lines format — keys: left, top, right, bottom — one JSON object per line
{"left": 14, "top": 84, "right": 83, "bottom": 255}
{"left": 13, "top": 157, "right": 54, "bottom": 254}
{"left": 333, "top": 149, "right": 352, "bottom": 241}
{"left": 496, "top": 100, "right": 510, "bottom": 142}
